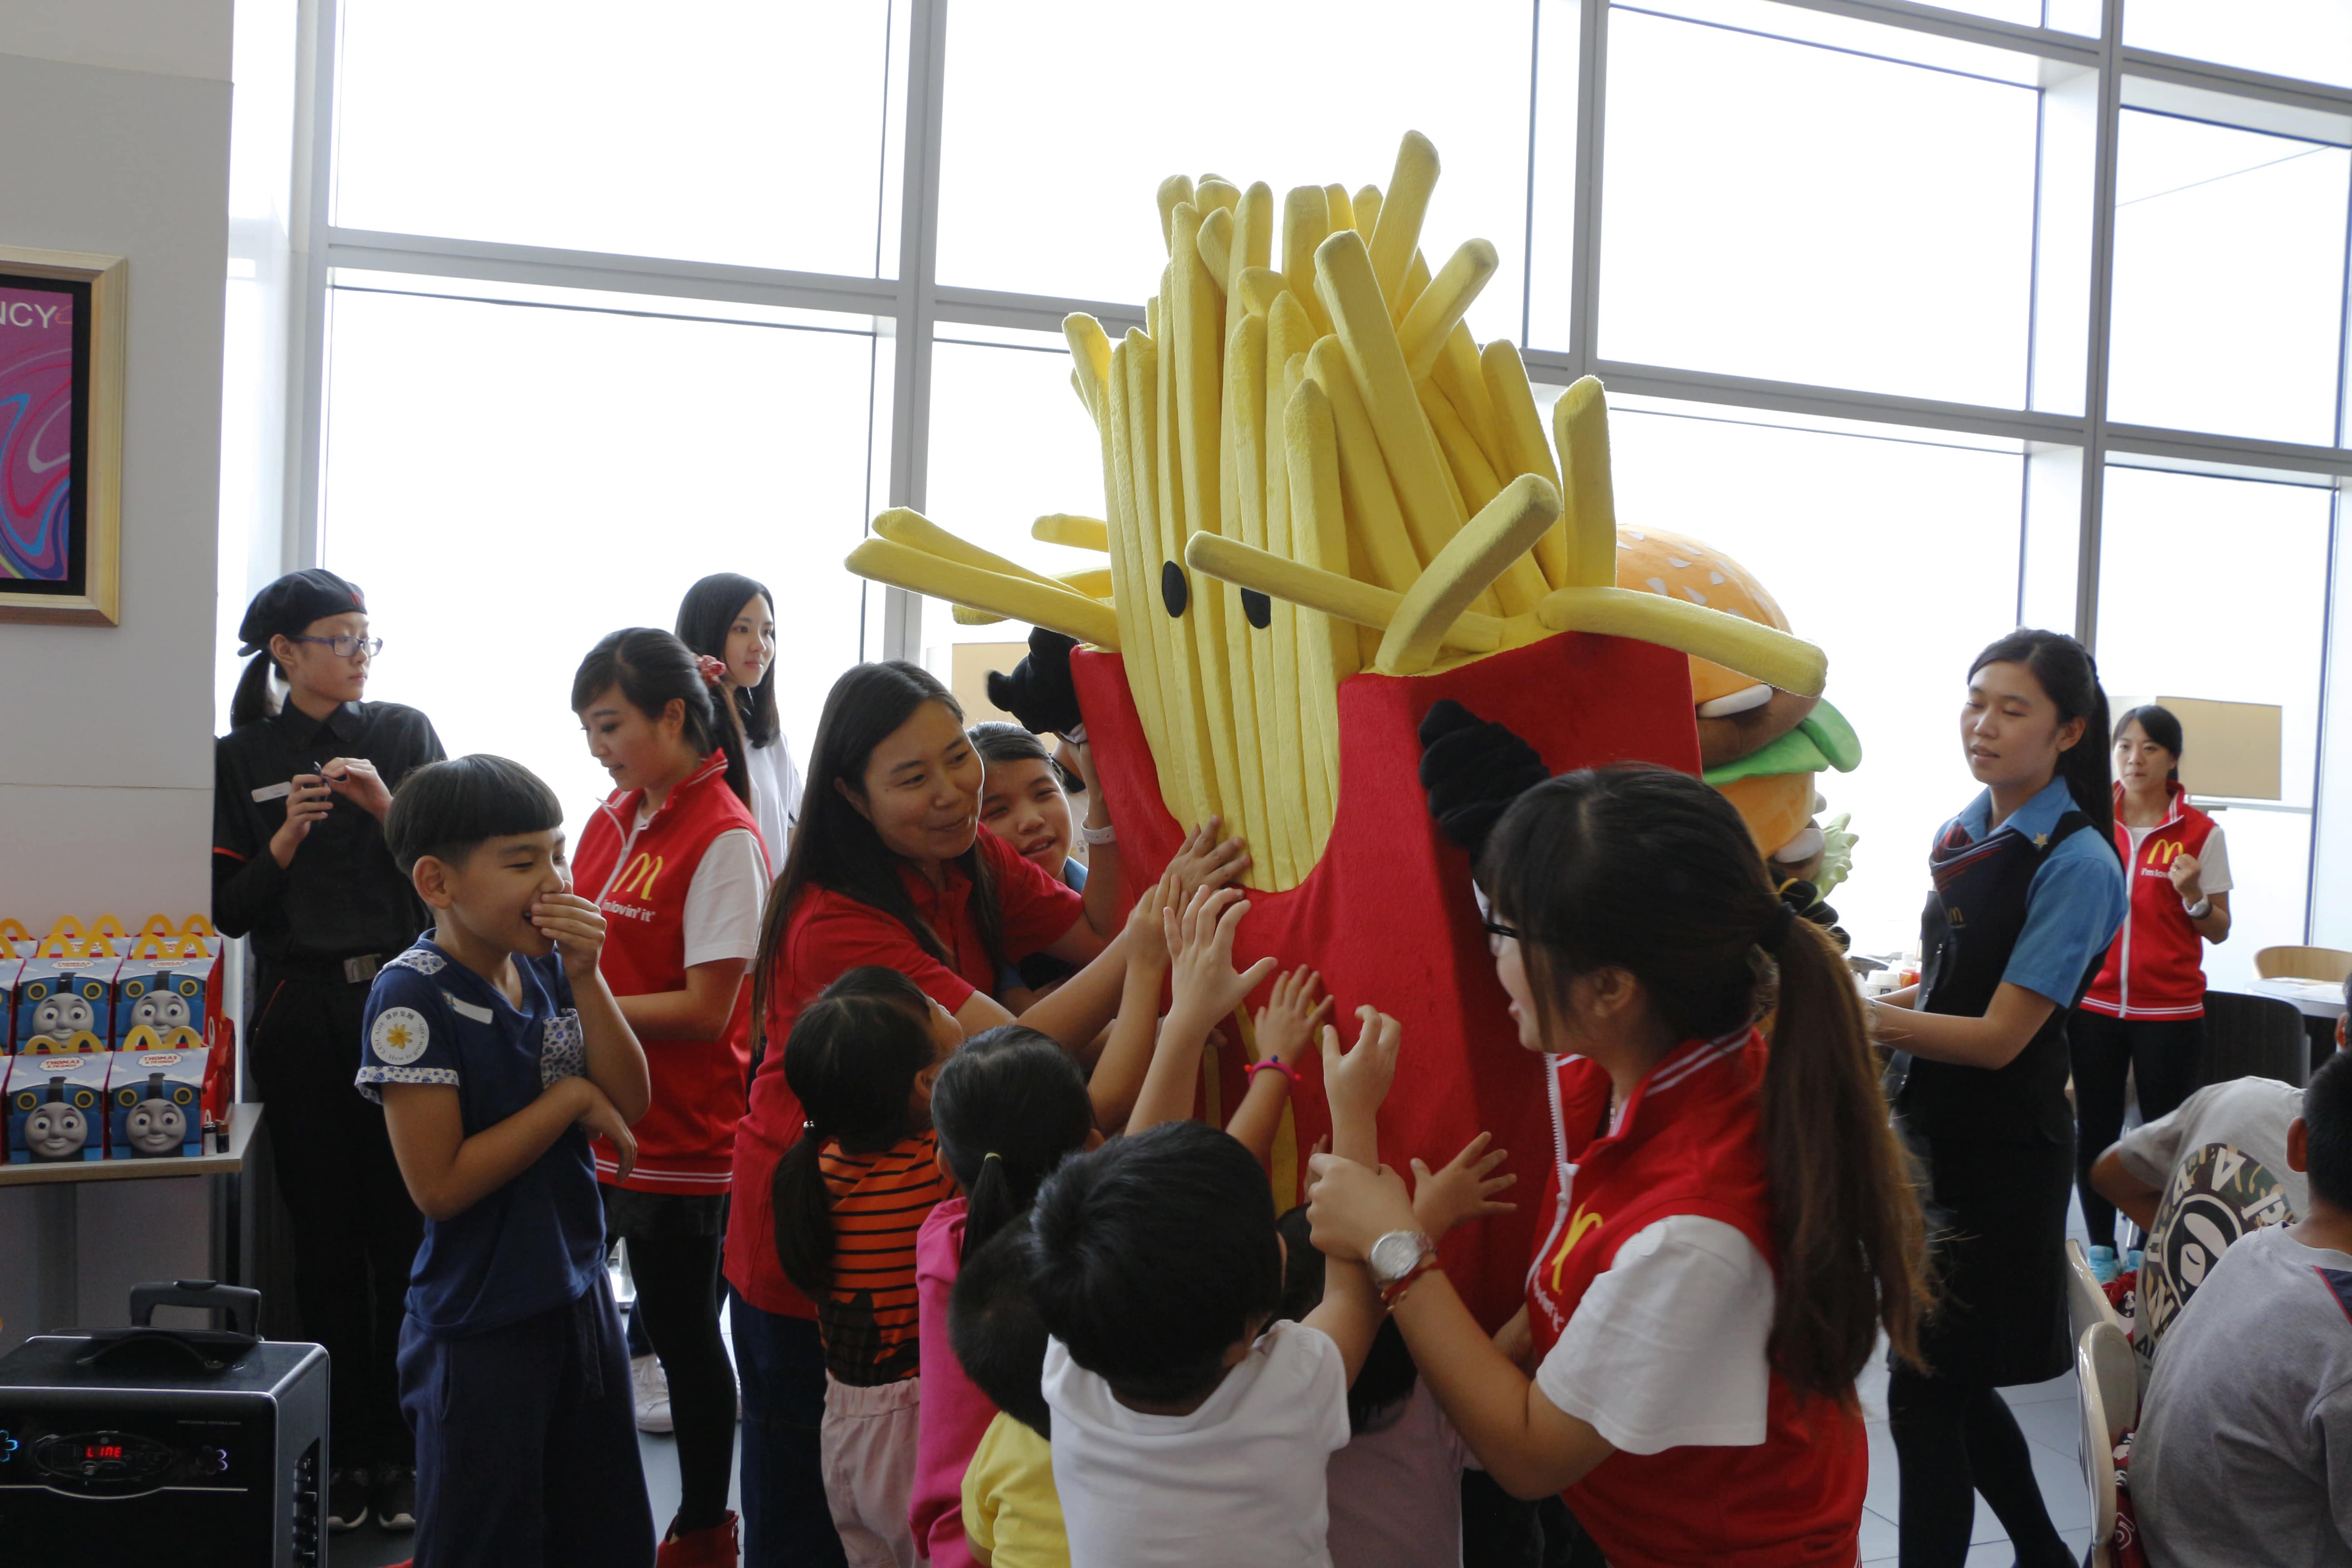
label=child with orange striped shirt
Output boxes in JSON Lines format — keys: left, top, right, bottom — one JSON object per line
{"left": 771, "top": 967, "right": 964, "bottom": 1568}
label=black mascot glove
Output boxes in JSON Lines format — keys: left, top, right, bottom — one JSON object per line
{"left": 986, "top": 627, "right": 1083, "bottom": 737}
{"left": 1776, "top": 877, "right": 1852, "bottom": 954}
{"left": 1418, "top": 699, "right": 1550, "bottom": 861}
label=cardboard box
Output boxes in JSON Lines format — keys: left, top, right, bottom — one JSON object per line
{"left": 8, "top": 1051, "right": 110, "bottom": 1162}
{"left": 107, "top": 1047, "right": 205, "bottom": 1159}
{"left": 0, "top": 921, "right": 27, "bottom": 1054}
{"left": 14, "top": 918, "right": 122, "bottom": 1054}
{"left": 111, "top": 926, "right": 215, "bottom": 1051}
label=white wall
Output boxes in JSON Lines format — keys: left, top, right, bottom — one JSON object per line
{"left": 0, "top": 6, "right": 233, "bottom": 934}
{"left": 0, "top": 4, "right": 233, "bottom": 1352}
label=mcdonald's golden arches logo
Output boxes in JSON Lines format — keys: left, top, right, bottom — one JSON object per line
{"left": 2145, "top": 839, "right": 2185, "bottom": 869}
{"left": 1547, "top": 1203, "right": 1607, "bottom": 1293}
{"left": 614, "top": 852, "right": 665, "bottom": 899}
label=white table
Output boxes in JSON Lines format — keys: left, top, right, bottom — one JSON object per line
{"left": 2251, "top": 977, "right": 2347, "bottom": 1020}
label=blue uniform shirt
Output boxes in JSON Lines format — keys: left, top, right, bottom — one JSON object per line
{"left": 1941, "top": 776, "right": 2127, "bottom": 1008}
{"left": 356, "top": 934, "right": 608, "bottom": 1337}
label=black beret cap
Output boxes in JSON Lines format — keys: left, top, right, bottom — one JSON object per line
{"left": 236, "top": 568, "right": 367, "bottom": 657}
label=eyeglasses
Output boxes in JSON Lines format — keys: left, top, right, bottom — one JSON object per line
{"left": 1481, "top": 917, "right": 1523, "bottom": 948}
{"left": 288, "top": 633, "right": 383, "bottom": 660}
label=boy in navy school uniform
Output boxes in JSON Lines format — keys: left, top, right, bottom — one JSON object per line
{"left": 360, "top": 754, "right": 657, "bottom": 1568}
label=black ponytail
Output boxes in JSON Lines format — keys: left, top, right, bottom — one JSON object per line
{"left": 931, "top": 1025, "right": 1093, "bottom": 1265}
{"left": 1970, "top": 628, "right": 2117, "bottom": 856}
{"left": 770, "top": 966, "right": 940, "bottom": 1297}
{"left": 571, "top": 627, "right": 753, "bottom": 808}
{"left": 228, "top": 651, "right": 281, "bottom": 730}
{"left": 1481, "top": 766, "right": 1930, "bottom": 1405}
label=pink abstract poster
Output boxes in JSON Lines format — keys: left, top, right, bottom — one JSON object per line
{"left": 0, "top": 280, "right": 80, "bottom": 583}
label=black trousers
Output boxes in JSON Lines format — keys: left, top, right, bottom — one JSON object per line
{"left": 605, "top": 1190, "right": 736, "bottom": 1535}
{"left": 248, "top": 967, "right": 423, "bottom": 1468}
{"left": 2070, "top": 1010, "right": 2203, "bottom": 1249}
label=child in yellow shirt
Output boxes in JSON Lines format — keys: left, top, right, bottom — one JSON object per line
{"left": 951, "top": 1227, "right": 1066, "bottom": 1568}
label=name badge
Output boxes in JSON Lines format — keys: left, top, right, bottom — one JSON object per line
{"left": 251, "top": 781, "right": 294, "bottom": 803}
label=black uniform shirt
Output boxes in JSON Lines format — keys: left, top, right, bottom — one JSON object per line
{"left": 213, "top": 701, "right": 445, "bottom": 965}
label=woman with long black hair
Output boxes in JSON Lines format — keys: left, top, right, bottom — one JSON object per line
{"left": 721, "top": 660, "right": 1243, "bottom": 1567}
{"left": 1869, "top": 628, "right": 2128, "bottom": 1568}
{"left": 676, "top": 573, "right": 804, "bottom": 863}
{"left": 1306, "top": 764, "right": 1929, "bottom": 1565}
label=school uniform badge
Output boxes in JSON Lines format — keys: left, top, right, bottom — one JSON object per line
{"left": 371, "top": 1007, "right": 430, "bottom": 1066}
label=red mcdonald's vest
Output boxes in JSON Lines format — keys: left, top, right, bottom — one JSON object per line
{"left": 2081, "top": 784, "right": 2218, "bottom": 1021}
{"left": 575, "top": 751, "right": 765, "bottom": 1194}
{"left": 1526, "top": 1031, "right": 1867, "bottom": 1568}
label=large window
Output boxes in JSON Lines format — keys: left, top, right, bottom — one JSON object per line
{"left": 265, "top": 0, "right": 2352, "bottom": 962}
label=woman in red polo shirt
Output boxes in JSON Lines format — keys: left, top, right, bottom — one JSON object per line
{"left": 725, "top": 659, "right": 1241, "bottom": 1568}
{"left": 1307, "top": 766, "right": 1928, "bottom": 1568}
{"left": 2073, "top": 704, "right": 2233, "bottom": 1279}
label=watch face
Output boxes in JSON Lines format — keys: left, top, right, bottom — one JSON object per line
{"left": 1369, "top": 1231, "right": 1427, "bottom": 1285}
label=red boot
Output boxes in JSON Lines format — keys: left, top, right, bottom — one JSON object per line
{"left": 655, "top": 1510, "right": 740, "bottom": 1568}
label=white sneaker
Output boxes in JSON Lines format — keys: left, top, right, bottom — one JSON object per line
{"left": 632, "top": 1352, "right": 673, "bottom": 1434}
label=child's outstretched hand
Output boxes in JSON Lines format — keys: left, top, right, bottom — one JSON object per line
{"left": 530, "top": 891, "right": 608, "bottom": 980}
{"left": 1410, "top": 1132, "right": 1517, "bottom": 1237}
{"left": 1166, "top": 817, "right": 1252, "bottom": 901}
{"left": 1164, "top": 885, "right": 1275, "bottom": 1029}
{"left": 1254, "top": 966, "right": 1334, "bottom": 1075}
{"left": 1124, "top": 865, "right": 1184, "bottom": 978}
{"left": 1321, "top": 1005, "right": 1401, "bottom": 1137}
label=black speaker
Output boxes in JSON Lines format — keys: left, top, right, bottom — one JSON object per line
{"left": 0, "top": 1281, "right": 328, "bottom": 1568}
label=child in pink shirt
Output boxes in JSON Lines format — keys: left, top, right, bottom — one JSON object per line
{"left": 911, "top": 1027, "right": 1100, "bottom": 1566}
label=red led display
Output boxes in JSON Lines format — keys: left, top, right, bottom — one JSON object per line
{"left": 81, "top": 1444, "right": 122, "bottom": 1460}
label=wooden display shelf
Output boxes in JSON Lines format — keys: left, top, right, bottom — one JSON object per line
{"left": 0, "top": 1101, "right": 258, "bottom": 1189}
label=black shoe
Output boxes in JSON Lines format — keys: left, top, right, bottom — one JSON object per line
{"left": 327, "top": 1465, "right": 370, "bottom": 1532}
{"left": 373, "top": 1461, "right": 416, "bottom": 1531}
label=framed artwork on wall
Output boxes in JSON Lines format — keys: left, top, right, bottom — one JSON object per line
{"left": 0, "top": 245, "right": 124, "bottom": 625}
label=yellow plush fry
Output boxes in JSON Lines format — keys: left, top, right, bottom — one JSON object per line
{"left": 1185, "top": 533, "right": 1504, "bottom": 653}
{"left": 1417, "top": 381, "right": 1548, "bottom": 617}
{"left": 1153, "top": 275, "right": 1223, "bottom": 824}
{"left": 1324, "top": 183, "right": 1354, "bottom": 235}
{"left": 1128, "top": 330, "right": 1210, "bottom": 825}
{"left": 873, "top": 509, "right": 1064, "bottom": 592}
{"left": 1314, "top": 230, "right": 1466, "bottom": 571}
{"left": 1058, "top": 567, "right": 1113, "bottom": 598}
{"left": 1398, "top": 240, "right": 1498, "bottom": 382}
{"left": 1369, "top": 131, "right": 1440, "bottom": 308}
{"left": 1225, "top": 313, "right": 1293, "bottom": 885}
{"left": 1551, "top": 376, "right": 1619, "bottom": 590}
{"left": 1282, "top": 186, "right": 1333, "bottom": 337}
{"left": 1226, "top": 181, "right": 1273, "bottom": 343}
{"left": 1196, "top": 177, "right": 1240, "bottom": 215}
{"left": 1102, "top": 341, "right": 1178, "bottom": 810}
{"left": 1032, "top": 514, "right": 1109, "bottom": 552}
{"left": 1157, "top": 175, "right": 1194, "bottom": 254}
{"left": 1537, "top": 587, "right": 1828, "bottom": 698}
{"left": 1064, "top": 314, "right": 1113, "bottom": 419}
{"left": 1284, "top": 377, "right": 1357, "bottom": 815}
{"left": 1481, "top": 339, "right": 1568, "bottom": 588}
{"left": 1352, "top": 185, "right": 1383, "bottom": 239}
{"left": 1236, "top": 266, "right": 1285, "bottom": 318}
{"left": 1392, "top": 248, "right": 1432, "bottom": 325}
{"left": 1172, "top": 201, "right": 1250, "bottom": 846}
{"left": 1259, "top": 329, "right": 1315, "bottom": 872}
{"left": 1198, "top": 205, "right": 1233, "bottom": 287}
{"left": 1376, "top": 475, "right": 1562, "bottom": 675}
{"left": 1433, "top": 323, "right": 1507, "bottom": 472}
{"left": 1303, "top": 337, "right": 1421, "bottom": 595}
{"left": 847, "top": 539, "right": 1120, "bottom": 650}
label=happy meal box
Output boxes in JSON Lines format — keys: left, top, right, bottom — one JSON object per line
{"left": 112, "top": 921, "right": 216, "bottom": 1050}
{"left": 0, "top": 920, "right": 28, "bottom": 1053}
{"left": 9, "top": 1051, "right": 111, "bottom": 1162}
{"left": 15, "top": 919, "right": 122, "bottom": 1055}
{"left": 107, "top": 1049, "right": 206, "bottom": 1159}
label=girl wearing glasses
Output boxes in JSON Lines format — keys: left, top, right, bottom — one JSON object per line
{"left": 213, "top": 567, "right": 446, "bottom": 1537}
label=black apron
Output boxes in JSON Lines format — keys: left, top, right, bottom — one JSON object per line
{"left": 1892, "top": 807, "right": 2102, "bottom": 1386}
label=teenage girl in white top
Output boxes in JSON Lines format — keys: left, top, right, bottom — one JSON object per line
{"left": 677, "top": 573, "right": 806, "bottom": 867}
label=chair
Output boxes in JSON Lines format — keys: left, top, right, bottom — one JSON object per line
{"left": 2077, "top": 1320, "right": 2138, "bottom": 1568}
{"left": 2066, "top": 1238, "right": 2125, "bottom": 1347}
{"left": 2254, "top": 945, "right": 2352, "bottom": 984}
{"left": 2198, "top": 990, "right": 2309, "bottom": 1089}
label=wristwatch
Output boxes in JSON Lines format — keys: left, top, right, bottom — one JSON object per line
{"left": 1366, "top": 1229, "right": 1440, "bottom": 1310}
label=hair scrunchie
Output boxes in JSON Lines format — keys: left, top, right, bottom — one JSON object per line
{"left": 696, "top": 654, "right": 728, "bottom": 687}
